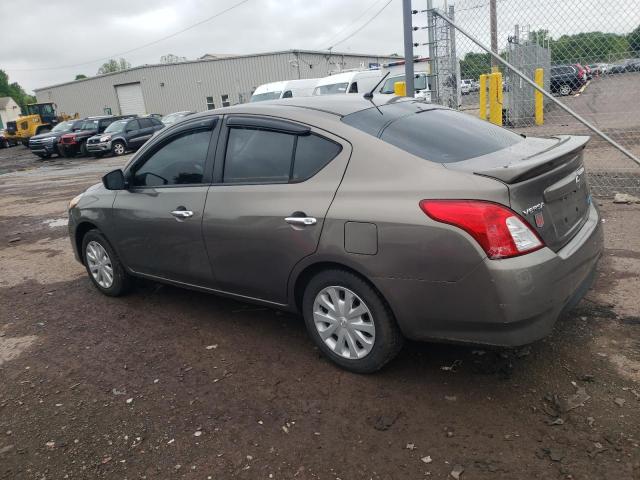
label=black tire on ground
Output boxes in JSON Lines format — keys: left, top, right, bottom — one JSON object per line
{"left": 111, "top": 141, "right": 126, "bottom": 156}
{"left": 81, "top": 229, "right": 132, "bottom": 297}
{"left": 302, "top": 269, "right": 404, "bottom": 374}
{"left": 36, "top": 153, "right": 51, "bottom": 160}
{"left": 79, "top": 141, "right": 89, "bottom": 157}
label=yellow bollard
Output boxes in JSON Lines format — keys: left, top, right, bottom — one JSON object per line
{"left": 535, "top": 68, "right": 544, "bottom": 125}
{"left": 479, "top": 74, "right": 487, "bottom": 120}
{"left": 489, "top": 73, "right": 502, "bottom": 126}
{"left": 394, "top": 81, "right": 406, "bottom": 97}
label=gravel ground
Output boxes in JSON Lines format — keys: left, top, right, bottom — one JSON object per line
{"left": 0, "top": 146, "right": 639, "bottom": 479}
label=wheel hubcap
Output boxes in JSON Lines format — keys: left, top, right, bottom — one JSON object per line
{"left": 313, "top": 286, "right": 375, "bottom": 359}
{"left": 86, "top": 241, "right": 114, "bottom": 289}
{"left": 115, "top": 144, "right": 124, "bottom": 154}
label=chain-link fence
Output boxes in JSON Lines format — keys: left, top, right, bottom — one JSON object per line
{"left": 417, "top": 0, "right": 640, "bottom": 196}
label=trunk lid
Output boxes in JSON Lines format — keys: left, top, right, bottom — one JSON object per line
{"left": 445, "top": 135, "right": 591, "bottom": 252}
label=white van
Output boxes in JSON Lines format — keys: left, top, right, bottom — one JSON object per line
{"left": 379, "top": 58, "right": 432, "bottom": 101}
{"left": 250, "top": 78, "right": 319, "bottom": 102}
{"left": 313, "top": 70, "right": 383, "bottom": 96}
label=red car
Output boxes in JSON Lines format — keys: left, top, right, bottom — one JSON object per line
{"left": 574, "top": 64, "right": 588, "bottom": 83}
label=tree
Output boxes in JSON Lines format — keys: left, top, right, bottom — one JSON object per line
{"left": 460, "top": 52, "right": 491, "bottom": 78}
{"left": 97, "top": 58, "right": 131, "bottom": 75}
{"left": 75, "top": 74, "right": 87, "bottom": 80}
{"left": 551, "top": 31, "right": 629, "bottom": 64}
{"left": 0, "top": 69, "right": 35, "bottom": 110}
{"left": 629, "top": 25, "right": 640, "bottom": 55}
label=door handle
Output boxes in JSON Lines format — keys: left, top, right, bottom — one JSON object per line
{"left": 171, "top": 209, "right": 194, "bottom": 219}
{"left": 285, "top": 216, "right": 317, "bottom": 226}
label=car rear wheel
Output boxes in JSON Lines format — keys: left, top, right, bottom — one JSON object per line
{"left": 559, "top": 84, "right": 571, "bottom": 96}
{"left": 82, "top": 230, "right": 131, "bottom": 297}
{"left": 302, "top": 269, "right": 403, "bottom": 373}
{"left": 79, "top": 142, "right": 88, "bottom": 157}
{"left": 112, "top": 141, "right": 126, "bottom": 156}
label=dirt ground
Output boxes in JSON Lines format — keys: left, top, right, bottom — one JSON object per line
{"left": 0, "top": 145, "right": 639, "bottom": 480}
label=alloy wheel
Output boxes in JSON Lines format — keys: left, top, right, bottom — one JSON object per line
{"left": 113, "top": 143, "right": 125, "bottom": 155}
{"left": 85, "top": 241, "right": 114, "bottom": 289}
{"left": 313, "top": 286, "right": 376, "bottom": 359}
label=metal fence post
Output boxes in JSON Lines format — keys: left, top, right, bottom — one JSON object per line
{"left": 402, "top": 0, "right": 415, "bottom": 97}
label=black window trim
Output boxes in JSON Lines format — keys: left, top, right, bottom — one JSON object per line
{"left": 213, "top": 114, "right": 342, "bottom": 186}
{"left": 125, "top": 116, "right": 220, "bottom": 189}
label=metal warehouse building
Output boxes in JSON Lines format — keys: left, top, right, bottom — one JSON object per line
{"left": 34, "top": 50, "right": 400, "bottom": 117}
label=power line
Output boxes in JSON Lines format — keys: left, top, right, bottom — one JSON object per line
{"left": 318, "top": 0, "right": 388, "bottom": 49}
{"left": 7, "top": 0, "right": 251, "bottom": 72}
{"left": 327, "top": 0, "right": 395, "bottom": 50}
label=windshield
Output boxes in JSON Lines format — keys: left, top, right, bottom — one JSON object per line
{"left": 51, "top": 121, "right": 73, "bottom": 133}
{"left": 342, "top": 102, "right": 523, "bottom": 163}
{"left": 250, "top": 91, "right": 283, "bottom": 102}
{"left": 380, "top": 75, "right": 428, "bottom": 93}
{"left": 104, "top": 120, "right": 128, "bottom": 133}
{"left": 313, "top": 82, "right": 349, "bottom": 95}
{"left": 75, "top": 120, "right": 98, "bottom": 131}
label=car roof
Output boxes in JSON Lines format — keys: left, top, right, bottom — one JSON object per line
{"left": 190, "top": 95, "right": 436, "bottom": 119}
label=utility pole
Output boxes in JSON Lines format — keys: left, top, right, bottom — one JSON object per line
{"left": 402, "top": 0, "right": 415, "bottom": 97}
{"left": 489, "top": 0, "right": 498, "bottom": 70}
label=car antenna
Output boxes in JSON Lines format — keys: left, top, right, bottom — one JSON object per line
{"left": 363, "top": 71, "right": 390, "bottom": 100}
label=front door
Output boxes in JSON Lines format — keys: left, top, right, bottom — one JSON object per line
{"left": 110, "top": 117, "right": 219, "bottom": 286}
{"left": 202, "top": 116, "right": 350, "bottom": 304}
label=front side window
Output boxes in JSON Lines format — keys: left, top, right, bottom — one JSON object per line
{"left": 126, "top": 119, "right": 141, "bottom": 131}
{"left": 282, "top": 90, "right": 293, "bottom": 98}
{"left": 132, "top": 129, "right": 212, "bottom": 187}
{"left": 104, "top": 120, "right": 127, "bottom": 133}
{"left": 223, "top": 125, "right": 341, "bottom": 184}
{"left": 348, "top": 82, "right": 358, "bottom": 93}
{"left": 250, "top": 91, "right": 282, "bottom": 102}
{"left": 51, "top": 121, "right": 73, "bottom": 132}
{"left": 77, "top": 120, "right": 98, "bottom": 131}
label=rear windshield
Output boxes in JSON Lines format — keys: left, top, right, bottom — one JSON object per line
{"left": 313, "top": 83, "right": 349, "bottom": 95}
{"left": 342, "top": 102, "right": 523, "bottom": 163}
{"left": 250, "top": 91, "right": 282, "bottom": 102}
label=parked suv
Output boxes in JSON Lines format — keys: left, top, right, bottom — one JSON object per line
{"left": 550, "top": 65, "right": 585, "bottom": 96}
{"left": 59, "top": 116, "right": 133, "bottom": 157}
{"left": 28, "top": 119, "right": 85, "bottom": 159}
{"left": 86, "top": 117, "right": 164, "bottom": 157}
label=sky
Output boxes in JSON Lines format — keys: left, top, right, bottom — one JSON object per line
{"left": 1, "top": 0, "right": 638, "bottom": 93}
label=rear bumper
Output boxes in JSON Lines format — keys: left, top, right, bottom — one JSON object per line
{"left": 375, "top": 203, "right": 604, "bottom": 347}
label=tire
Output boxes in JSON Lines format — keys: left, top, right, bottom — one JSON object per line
{"left": 302, "top": 269, "right": 403, "bottom": 373}
{"left": 111, "top": 141, "right": 126, "bottom": 156}
{"left": 36, "top": 153, "right": 51, "bottom": 160}
{"left": 559, "top": 84, "right": 571, "bottom": 96}
{"left": 79, "top": 141, "right": 88, "bottom": 157}
{"left": 81, "top": 230, "right": 131, "bottom": 297}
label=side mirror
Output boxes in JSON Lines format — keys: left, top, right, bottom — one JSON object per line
{"left": 102, "top": 169, "right": 126, "bottom": 190}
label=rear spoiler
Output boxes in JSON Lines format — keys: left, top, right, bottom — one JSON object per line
{"left": 473, "top": 135, "right": 590, "bottom": 184}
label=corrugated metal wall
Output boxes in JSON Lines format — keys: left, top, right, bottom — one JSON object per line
{"left": 34, "top": 51, "right": 399, "bottom": 117}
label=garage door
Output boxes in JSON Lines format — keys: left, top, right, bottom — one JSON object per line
{"left": 115, "top": 83, "right": 146, "bottom": 116}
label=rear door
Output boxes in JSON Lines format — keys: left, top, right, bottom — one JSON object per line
{"left": 202, "top": 115, "right": 350, "bottom": 304}
{"left": 110, "top": 117, "right": 220, "bottom": 286}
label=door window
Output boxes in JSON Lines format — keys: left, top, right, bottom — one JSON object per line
{"left": 126, "top": 119, "right": 141, "bottom": 131}
{"left": 132, "top": 129, "right": 212, "bottom": 187}
{"left": 223, "top": 126, "right": 341, "bottom": 184}
{"left": 282, "top": 90, "right": 293, "bottom": 98}
{"left": 138, "top": 118, "right": 153, "bottom": 128}
{"left": 348, "top": 82, "right": 358, "bottom": 93}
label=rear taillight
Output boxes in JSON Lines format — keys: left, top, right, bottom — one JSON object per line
{"left": 419, "top": 200, "right": 544, "bottom": 259}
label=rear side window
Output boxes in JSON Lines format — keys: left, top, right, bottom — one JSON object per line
{"left": 343, "top": 103, "right": 522, "bottom": 163}
{"left": 223, "top": 128, "right": 341, "bottom": 184}
{"left": 133, "top": 129, "right": 212, "bottom": 186}
{"left": 139, "top": 118, "right": 153, "bottom": 128}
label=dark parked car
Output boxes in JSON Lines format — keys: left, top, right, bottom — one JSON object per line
{"left": 86, "top": 117, "right": 165, "bottom": 158}
{"left": 625, "top": 59, "right": 640, "bottom": 72}
{"left": 0, "top": 130, "right": 9, "bottom": 148}
{"left": 550, "top": 64, "right": 585, "bottom": 96}
{"left": 28, "top": 119, "right": 84, "bottom": 159}
{"left": 67, "top": 96, "right": 603, "bottom": 373}
{"left": 59, "top": 116, "right": 133, "bottom": 157}
{"left": 161, "top": 111, "right": 196, "bottom": 126}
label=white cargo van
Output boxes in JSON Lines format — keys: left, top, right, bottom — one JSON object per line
{"left": 312, "top": 70, "right": 383, "bottom": 96}
{"left": 379, "top": 58, "right": 432, "bottom": 101}
{"left": 250, "top": 78, "right": 319, "bottom": 102}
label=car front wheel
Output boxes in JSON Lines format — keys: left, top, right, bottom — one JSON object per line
{"left": 559, "top": 84, "right": 572, "bottom": 96}
{"left": 302, "top": 269, "right": 403, "bottom": 373}
{"left": 82, "top": 230, "right": 131, "bottom": 297}
{"left": 112, "top": 141, "right": 126, "bottom": 156}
